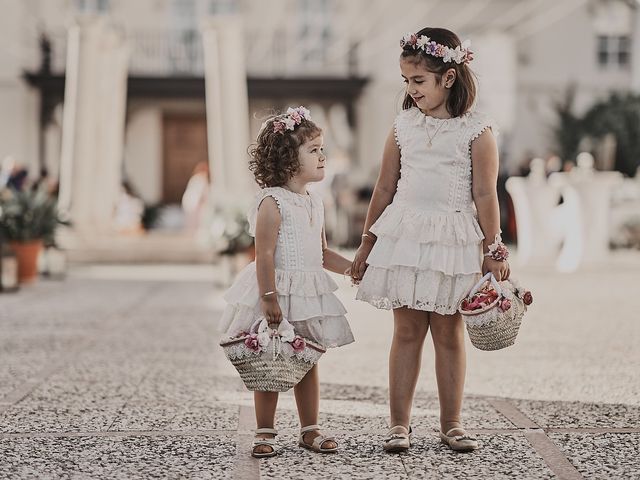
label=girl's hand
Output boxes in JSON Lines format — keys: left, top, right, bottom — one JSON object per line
{"left": 351, "top": 240, "right": 374, "bottom": 284}
{"left": 260, "top": 296, "right": 283, "bottom": 324}
{"left": 482, "top": 257, "right": 510, "bottom": 282}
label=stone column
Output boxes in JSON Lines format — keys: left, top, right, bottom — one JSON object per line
{"left": 58, "top": 17, "right": 128, "bottom": 234}
{"left": 632, "top": 3, "right": 640, "bottom": 92}
{"left": 201, "top": 15, "right": 253, "bottom": 201}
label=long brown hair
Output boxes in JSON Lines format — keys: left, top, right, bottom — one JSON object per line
{"left": 400, "top": 27, "right": 477, "bottom": 117}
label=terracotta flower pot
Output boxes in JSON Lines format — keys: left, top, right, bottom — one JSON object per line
{"left": 9, "top": 240, "right": 43, "bottom": 284}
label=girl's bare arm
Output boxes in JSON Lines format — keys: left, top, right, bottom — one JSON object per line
{"left": 254, "top": 197, "right": 283, "bottom": 322}
{"left": 351, "top": 128, "right": 401, "bottom": 279}
{"left": 471, "top": 128, "right": 510, "bottom": 281}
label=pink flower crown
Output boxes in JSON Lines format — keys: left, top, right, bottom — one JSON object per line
{"left": 268, "top": 106, "right": 312, "bottom": 134}
{"left": 400, "top": 33, "right": 473, "bottom": 65}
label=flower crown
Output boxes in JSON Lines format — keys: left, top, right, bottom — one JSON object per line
{"left": 400, "top": 33, "right": 473, "bottom": 65}
{"left": 270, "top": 106, "right": 312, "bottom": 134}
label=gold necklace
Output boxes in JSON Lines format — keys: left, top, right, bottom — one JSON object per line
{"left": 425, "top": 118, "right": 447, "bottom": 148}
{"left": 283, "top": 186, "right": 313, "bottom": 225}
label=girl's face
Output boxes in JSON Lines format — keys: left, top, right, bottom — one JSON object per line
{"left": 400, "top": 57, "right": 454, "bottom": 116}
{"left": 295, "top": 134, "right": 326, "bottom": 183}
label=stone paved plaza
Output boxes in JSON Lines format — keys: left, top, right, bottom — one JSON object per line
{"left": 1, "top": 254, "right": 639, "bottom": 479}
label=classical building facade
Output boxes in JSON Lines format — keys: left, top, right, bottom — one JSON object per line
{"left": 2, "top": 0, "right": 639, "bottom": 225}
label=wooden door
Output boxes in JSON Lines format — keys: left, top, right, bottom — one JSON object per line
{"left": 162, "top": 114, "right": 208, "bottom": 204}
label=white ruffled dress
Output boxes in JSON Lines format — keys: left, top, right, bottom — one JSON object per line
{"left": 219, "top": 187, "right": 354, "bottom": 348}
{"left": 356, "top": 107, "right": 496, "bottom": 315}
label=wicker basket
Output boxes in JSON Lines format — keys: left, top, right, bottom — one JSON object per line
{"left": 220, "top": 318, "right": 325, "bottom": 392}
{"left": 459, "top": 273, "right": 530, "bottom": 351}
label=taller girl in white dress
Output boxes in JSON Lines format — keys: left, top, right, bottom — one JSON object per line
{"left": 352, "top": 27, "right": 511, "bottom": 453}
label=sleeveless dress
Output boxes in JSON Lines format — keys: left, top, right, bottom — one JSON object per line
{"left": 356, "top": 107, "right": 496, "bottom": 315}
{"left": 219, "top": 187, "right": 354, "bottom": 348}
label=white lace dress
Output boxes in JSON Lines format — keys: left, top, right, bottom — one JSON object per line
{"left": 219, "top": 187, "right": 354, "bottom": 348}
{"left": 356, "top": 107, "right": 496, "bottom": 315}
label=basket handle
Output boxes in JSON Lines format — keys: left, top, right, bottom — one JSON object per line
{"left": 468, "top": 272, "right": 504, "bottom": 298}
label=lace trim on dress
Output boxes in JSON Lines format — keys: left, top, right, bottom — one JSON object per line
{"left": 223, "top": 340, "right": 324, "bottom": 363}
{"left": 356, "top": 265, "right": 480, "bottom": 315}
{"left": 248, "top": 190, "right": 283, "bottom": 236}
{"left": 355, "top": 292, "right": 460, "bottom": 315}
{"left": 393, "top": 118, "right": 402, "bottom": 150}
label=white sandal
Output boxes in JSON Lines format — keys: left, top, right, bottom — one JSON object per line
{"left": 439, "top": 427, "right": 479, "bottom": 452}
{"left": 383, "top": 425, "right": 412, "bottom": 453}
{"left": 298, "top": 424, "right": 338, "bottom": 453}
{"left": 251, "top": 428, "right": 278, "bottom": 458}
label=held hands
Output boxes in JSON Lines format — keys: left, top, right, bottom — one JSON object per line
{"left": 482, "top": 257, "right": 510, "bottom": 282}
{"left": 260, "top": 295, "right": 283, "bottom": 325}
{"left": 350, "top": 238, "right": 375, "bottom": 284}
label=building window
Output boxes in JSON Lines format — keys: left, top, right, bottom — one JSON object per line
{"left": 597, "top": 35, "right": 631, "bottom": 68}
{"left": 297, "top": 0, "right": 331, "bottom": 68}
{"left": 76, "top": 0, "right": 110, "bottom": 13}
{"left": 209, "top": 0, "right": 237, "bottom": 14}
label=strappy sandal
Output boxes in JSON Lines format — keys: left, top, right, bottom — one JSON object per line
{"left": 383, "top": 425, "right": 412, "bottom": 453}
{"left": 439, "top": 427, "right": 479, "bottom": 452}
{"left": 251, "top": 428, "right": 278, "bottom": 458}
{"left": 298, "top": 424, "right": 338, "bottom": 453}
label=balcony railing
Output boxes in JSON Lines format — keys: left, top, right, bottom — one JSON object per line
{"left": 41, "top": 28, "right": 358, "bottom": 78}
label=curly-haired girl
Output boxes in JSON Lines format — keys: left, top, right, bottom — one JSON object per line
{"left": 219, "top": 107, "right": 354, "bottom": 458}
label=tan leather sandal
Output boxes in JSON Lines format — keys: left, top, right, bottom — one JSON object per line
{"left": 251, "top": 428, "right": 278, "bottom": 458}
{"left": 383, "top": 425, "right": 412, "bottom": 453}
{"left": 298, "top": 424, "right": 338, "bottom": 453}
{"left": 439, "top": 427, "right": 479, "bottom": 452}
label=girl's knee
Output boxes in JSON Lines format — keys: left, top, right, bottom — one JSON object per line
{"left": 431, "top": 324, "right": 465, "bottom": 351}
{"left": 393, "top": 312, "right": 429, "bottom": 343}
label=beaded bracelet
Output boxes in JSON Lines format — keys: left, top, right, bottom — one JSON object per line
{"left": 484, "top": 234, "right": 509, "bottom": 261}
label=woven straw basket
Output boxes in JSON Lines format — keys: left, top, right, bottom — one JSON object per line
{"left": 459, "top": 273, "right": 529, "bottom": 351}
{"left": 220, "top": 318, "right": 325, "bottom": 392}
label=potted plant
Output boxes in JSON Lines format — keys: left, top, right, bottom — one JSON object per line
{"left": 0, "top": 187, "right": 67, "bottom": 283}
{"left": 208, "top": 200, "right": 254, "bottom": 286}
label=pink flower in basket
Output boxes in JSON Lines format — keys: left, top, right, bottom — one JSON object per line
{"left": 523, "top": 291, "right": 533, "bottom": 306}
{"left": 244, "top": 333, "right": 262, "bottom": 352}
{"left": 498, "top": 298, "right": 512, "bottom": 312}
{"left": 291, "top": 335, "right": 306, "bottom": 353}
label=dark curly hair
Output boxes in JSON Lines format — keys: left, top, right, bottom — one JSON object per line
{"left": 248, "top": 116, "right": 322, "bottom": 188}
{"left": 400, "top": 27, "right": 477, "bottom": 117}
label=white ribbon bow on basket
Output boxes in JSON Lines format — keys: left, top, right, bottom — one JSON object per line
{"left": 250, "top": 317, "right": 297, "bottom": 360}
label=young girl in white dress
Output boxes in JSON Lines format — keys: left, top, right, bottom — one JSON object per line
{"left": 352, "top": 28, "right": 511, "bottom": 453}
{"left": 220, "top": 107, "right": 354, "bottom": 458}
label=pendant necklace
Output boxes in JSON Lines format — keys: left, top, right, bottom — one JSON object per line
{"left": 283, "top": 186, "right": 313, "bottom": 225}
{"left": 425, "top": 118, "right": 447, "bottom": 148}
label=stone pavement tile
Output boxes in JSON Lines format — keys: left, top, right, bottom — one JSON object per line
{"left": 0, "top": 404, "right": 122, "bottom": 433}
{"left": 0, "top": 434, "right": 234, "bottom": 480}
{"left": 320, "top": 383, "right": 389, "bottom": 405}
{"left": 260, "top": 432, "right": 408, "bottom": 480}
{"left": 513, "top": 399, "right": 640, "bottom": 428}
{"left": 549, "top": 432, "right": 640, "bottom": 479}
{"left": 46, "top": 361, "right": 151, "bottom": 384}
{"left": 167, "top": 403, "right": 239, "bottom": 431}
{"left": 107, "top": 401, "right": 240, "bottom": 432}
{"left": 412, "top": 394, "right": 514, "bottom": 430}
{"left": 129, "top": 376, "right": 218, "bottom": 405}
{"left": 402, "top": 433, "right": 555, "bottom": 480}
{"left": 107, "top": 403, "right": 184, "bottom": 431}
{"left": 24, "top": 380, "right": 139, "bottom": 407}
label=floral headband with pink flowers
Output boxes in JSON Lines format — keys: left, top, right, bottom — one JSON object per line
{"left": 400, "top": 33, "right": 473, "bottom": 65}
{"left": 269, "top": 106, "right": 312, "bottom": 134}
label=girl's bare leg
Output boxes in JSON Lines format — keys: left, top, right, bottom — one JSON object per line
{"left": 389, "top": 307, "right": 430, "bottom": 428}
{"left": 294, "top": 365, "right": 337, "bottom": 449}
{"left": 429, "top": 311, "right": 467, "bottom": 433}
{"left": 254, "top": 391, "right": 278, "bottom": 454}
